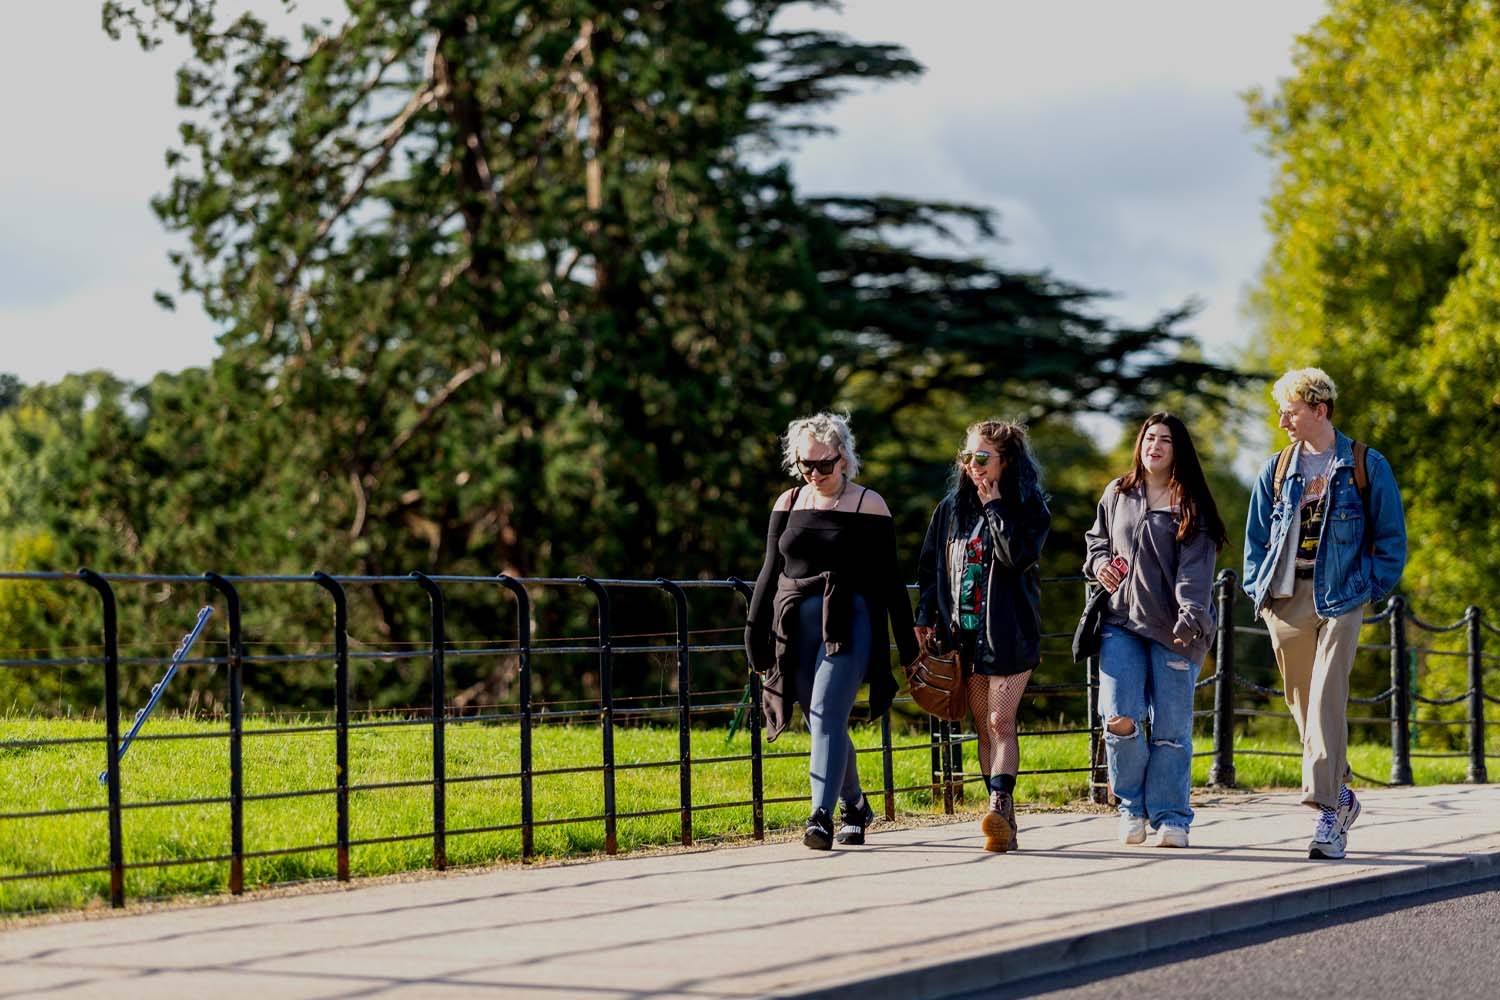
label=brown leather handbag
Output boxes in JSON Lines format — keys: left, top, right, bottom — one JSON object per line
{"left": 903, "top": 637, "right": 968, "bottom": 721}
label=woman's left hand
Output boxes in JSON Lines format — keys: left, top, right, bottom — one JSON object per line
{"left": 974, "top": 477, "right": 999, "bottom": 504}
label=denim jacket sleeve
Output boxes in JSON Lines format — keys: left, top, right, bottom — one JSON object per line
{"left": 1365, "top": 448, "right": 1407, "bottom": 603}
{"left": 1241, "top": 455, "right": 1278, "bottom": 600}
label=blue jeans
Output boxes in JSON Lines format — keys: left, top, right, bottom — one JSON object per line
{"left": 1098, "top": 625, "right": 1200, "bottom": 829}
{"left": 794, "top": 594, "right": 870, "bottom": 816}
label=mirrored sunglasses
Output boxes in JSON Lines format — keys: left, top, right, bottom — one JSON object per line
{"left": 958, "top": 450, "right": 992, "bottom": 466}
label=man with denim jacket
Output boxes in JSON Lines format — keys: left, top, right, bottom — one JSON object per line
{"left": 1243, "top": 368, "right": 1407, "bottom": 860}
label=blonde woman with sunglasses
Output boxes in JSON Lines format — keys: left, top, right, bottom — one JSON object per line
{"left": 744, "top": 412, "right": 918, "bottom": 850}
{"left": 915, "top": 420, "right": 1050, "bottom": 852}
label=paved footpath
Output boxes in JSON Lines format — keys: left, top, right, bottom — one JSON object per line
{"left": 4, "top": 785, "right": 1499, "bottom": 999}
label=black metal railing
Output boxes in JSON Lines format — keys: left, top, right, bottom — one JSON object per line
{"left": 0, "top": 567, "right": 1495, "bottom": 911}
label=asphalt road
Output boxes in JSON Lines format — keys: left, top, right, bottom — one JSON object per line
{"left": 979, "top": 876, "right": 1500, "bottom": 1000}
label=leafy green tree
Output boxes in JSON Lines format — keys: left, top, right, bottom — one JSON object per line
{"left": 0, "top": 374, "right": 22, "bottom": 412}
{"left": 1246, "top": 0, "right": 1500, "bottom": 622}
{"left": 1246, "top": 0, "right": 1500, "bottom": 735}
{"left": 5, "top": 0, "right": 1244, "bottom": 713}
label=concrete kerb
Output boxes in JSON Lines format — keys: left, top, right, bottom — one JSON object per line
{"left": 777, "top": 848, "right": 1500, "bottom": 1000}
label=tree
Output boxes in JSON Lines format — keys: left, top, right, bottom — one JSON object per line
{"left": 1246, "top": 0, "right": 1500, "bottom": 625}
{"left": 49, "top": 0, "right": 1244, "bottom": 711}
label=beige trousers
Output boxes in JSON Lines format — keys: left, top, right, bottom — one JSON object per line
{"left": 1262, "top": 576, "right": 1365, "bottom": 809}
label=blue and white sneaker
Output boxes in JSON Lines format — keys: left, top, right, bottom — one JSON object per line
{"left": 1309, "top": 806, "right": 1346, "bottom": 860}
{"left": 1336, "top": 786, "right": 1361, "bottom": 837}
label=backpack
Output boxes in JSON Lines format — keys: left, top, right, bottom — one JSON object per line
{"left": 1272, "top": 440, "right": 1373, "bottom": 556}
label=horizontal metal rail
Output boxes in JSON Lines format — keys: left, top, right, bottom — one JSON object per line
{"left": 2, "top": 568, "right": 1496, "bottom": 915}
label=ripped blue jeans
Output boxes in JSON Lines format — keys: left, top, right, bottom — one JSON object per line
{"left": 1098, "top": 625, "right": 1201, "bottom": 829}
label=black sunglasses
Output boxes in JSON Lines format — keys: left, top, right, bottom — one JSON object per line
{"left": 796, "top": 456, "right": 840, "bottom": 476}
{"left": 958, "top": 450, "right": 992, "bottom": 466}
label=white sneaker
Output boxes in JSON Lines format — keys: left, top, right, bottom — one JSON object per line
{"left": 1309, "top": 807, "right": 1346, "bottom": 860}
{"left": 1118, "top": 814, "right": 1147, "bottom": 845}
{"left": 1153, "top": 824, "right": 1189, "bottom": 848}
{"left": 1336, "top": 787, "right": 1361, "bottom": 837}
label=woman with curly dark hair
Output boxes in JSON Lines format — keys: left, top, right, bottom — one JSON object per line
{"left": 915, "top": 419, "right": 1051, "bottom": 853}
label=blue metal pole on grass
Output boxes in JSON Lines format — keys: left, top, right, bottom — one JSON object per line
{"left": 97, "top": 605, "right": 214, "bottom": 785}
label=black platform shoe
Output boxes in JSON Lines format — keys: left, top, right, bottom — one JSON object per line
{"left": 803, "top": 807, "right": 834, "bottom": 850}
{"left": 835, "top": 795, "right": 875, "bottom": 845}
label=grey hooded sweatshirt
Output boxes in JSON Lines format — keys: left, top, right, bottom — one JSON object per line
{"left": 1082, "top": 479, "right": 1217, "bottom": 664}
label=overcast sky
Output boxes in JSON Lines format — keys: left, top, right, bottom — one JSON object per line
{"left": 0, "top": 1, "right": 1324, "bottom": 390}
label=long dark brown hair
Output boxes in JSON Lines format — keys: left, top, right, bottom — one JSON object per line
{"left": 1116, "top": 412, "right": 1228, "bottom": 550}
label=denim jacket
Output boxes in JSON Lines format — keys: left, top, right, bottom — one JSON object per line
{"left": 1242, "top": 430, "right": 1407, "bottom": 618}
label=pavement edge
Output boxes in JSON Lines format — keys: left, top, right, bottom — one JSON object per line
{"left": 777, "top": 850, "right": 1500, "bottom": 1000}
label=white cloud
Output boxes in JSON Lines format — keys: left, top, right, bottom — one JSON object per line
{"left": 777, "top": 0, "right": 1324, "bottom": 361}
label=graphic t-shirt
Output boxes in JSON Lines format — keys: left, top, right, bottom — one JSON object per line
{"left": 1296, "top": 447, "right": 1335, "bottom": 572}
{"left": 957, "top": 521, "right": 985, "bottom": 631}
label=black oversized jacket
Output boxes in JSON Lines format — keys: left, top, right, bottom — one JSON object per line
{"left": 915, "top": 487, "right": 1050, "bottom": 676}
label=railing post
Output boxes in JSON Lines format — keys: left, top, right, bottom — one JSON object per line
{"left": 1389, "top": 595, "right": 1413, "bottom": 786}
{"left": 658, "top": 579, "right": 694, "bottom": 847}
{"left": 729, "top": 578, "right": 764, "bottom": 840}
{"left": 410, "top": 572, "right": 447, "bottom": 870}
{"left": 1087, "top": 651, "right": 1108, "bottom": 805}
{"left": 928, "top": 714, "right": 942, "bottom": 808}
{"left": 880, "top": 709, "right": 896, "bottom": 822}
{"left": 936, "top": 722, "right": 948, "bottom": 815}
{"left": 1467, "top": 606, "right": 1488, "bottom": 784}
{"left": 498, "top": 575, "right": 534, "bottom": 861}
{"left": 1210, "top": 569, "right": 1238, "bottom": 788}
{"left": 79, "top": 569, "right": 125, "bottom": 909}
{"left": 949, "top": 720, "right": 965, "bottom": 805}
{"left": 579, "top": 577, "right": 617, "bottom": 855}
{"left": 313, "top": 573, "right": 351, "bottom": 881}
{"left": 204, "top": 573, "right": 245, "bottom": 894}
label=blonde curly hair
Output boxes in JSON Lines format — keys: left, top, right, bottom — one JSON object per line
{"left": 1272, "top": 367, "right": 1338, "bottom": 417}
{"left": 780, "top": 411, "right": 860, "bottom": 480}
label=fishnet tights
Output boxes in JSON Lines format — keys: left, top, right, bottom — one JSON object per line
{"left": 966, "top": 670, "right": 1033, "bottom": 777}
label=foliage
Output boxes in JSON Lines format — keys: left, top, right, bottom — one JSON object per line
{"left": 1246, "top": 0, "right": 1500, "bottom": 627}
{"left": 0, "top": 2, "right": 1240, "bottom": 712}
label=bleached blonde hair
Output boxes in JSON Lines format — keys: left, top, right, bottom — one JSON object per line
{"left": 1272, "top": 367, "right": 1338, "bottom": 417}
{"left": 780, "top": 411, "right": 860, "bottom": 479}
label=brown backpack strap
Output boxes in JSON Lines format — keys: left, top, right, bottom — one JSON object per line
{"left": 1271, "top": 444, "right": 1297, "bottom": 501}
{"left": 1352, "top": 440, "right": 1373, "bottom": 555}
{"left": 1352, "top": 441, "right": 1369, "bottom": 497}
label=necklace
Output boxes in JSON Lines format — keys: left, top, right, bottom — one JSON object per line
{"left": 811, "top": 475, "right": 849, "bottom": 510}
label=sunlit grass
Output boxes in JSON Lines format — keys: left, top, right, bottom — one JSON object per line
{"left": 2, "top": 714, "right": 1491, "bottom": 914}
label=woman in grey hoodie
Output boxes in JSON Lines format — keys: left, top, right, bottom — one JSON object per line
{"left": 1084, "top": 412, "right": 1228, "bottom": 848}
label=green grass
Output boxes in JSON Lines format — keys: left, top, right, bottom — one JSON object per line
{"left": 0, "top": 715, "right": 1490, "bottom": 914}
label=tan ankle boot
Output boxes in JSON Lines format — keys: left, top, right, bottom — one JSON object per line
{"left": 981, "top": 790, "right": 1012, "bottom": 853}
